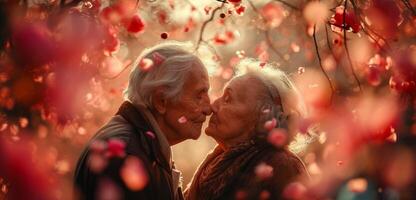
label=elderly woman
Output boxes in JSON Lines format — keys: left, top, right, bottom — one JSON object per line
{"left": 184, "top": 59, "right": 309, "bottom": 200}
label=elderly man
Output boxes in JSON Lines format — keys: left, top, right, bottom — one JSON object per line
{"left": 74, "top": 42, "right": 211, "bottom": 200}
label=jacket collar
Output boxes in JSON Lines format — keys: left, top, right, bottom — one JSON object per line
{"left": 116, "top": 101, "right": 172, "bottom": 171}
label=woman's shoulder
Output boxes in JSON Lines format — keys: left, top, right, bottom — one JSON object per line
{"left": 269, "top": 148, "right": 304, "bottom": 166}
{"left": 252, "top": 146, "right": 308, "bottom": 178}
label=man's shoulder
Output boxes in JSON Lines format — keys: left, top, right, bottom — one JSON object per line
{"left": 94, "top": 115, "right": 137, "bottom": 140}
{"left": 92, "top": 115, "right": 154, "bottom": 155}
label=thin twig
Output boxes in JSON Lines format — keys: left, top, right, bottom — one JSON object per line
{"left": 247, "top": 0, "right": 289, "bottom": 66}
{"left": 195, "top": 3, "right": 225, "bottom": 50}
{"left": 314, "top": 24, "right": 334, "bottom": 104}
{"left": 105, "top": 60, "right": 133, "bottom": 80}
{"left": 343, "top": 0, "right": 361, "bottom": 91}
{"left": 60, "top": 0, "right": 82, "bottom": 9}
{"left": 401, "top": 0, "right": 416, "bottom": 16}
{"left": 349, "top": 0, "right": 391, "bottom": 52}
{"left": 360, "top": 27, "right": 390, "bottom": 54}
{"left": 264, "top": 30, "right": 289, "bottom": 65}
{"left": 324, "top": 24, "right": 333, "bottom": 53}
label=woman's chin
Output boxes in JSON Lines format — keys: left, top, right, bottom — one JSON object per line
{"left": 204, "top": 125, "right": 215, "bottom": 137}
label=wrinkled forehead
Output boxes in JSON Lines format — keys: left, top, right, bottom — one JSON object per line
{"left": 188, "top": 62, "right": 208, "bottom": 82}
{"left": 225, "top": 75, "right": 266, "bottom": 100}
{"left": 184, "top": 63, "right": 209, "bottom": 91}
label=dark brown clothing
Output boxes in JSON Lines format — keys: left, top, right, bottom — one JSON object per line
{"left": 74, "top": 101, "right": 183, "bottom": 200}
{"left": 185, "top": 138, "right": 308, "bottom": 200}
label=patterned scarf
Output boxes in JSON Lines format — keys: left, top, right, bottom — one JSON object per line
{"left": 185, "top": 137, "right": 273, "bottom": 200}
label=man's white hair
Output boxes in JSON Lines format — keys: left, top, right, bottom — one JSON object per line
{"left": 234, "top": 58, "right": 307, "bottom": 137}
{"left": 124, "top": 41, "right": 204, "bottom": 109}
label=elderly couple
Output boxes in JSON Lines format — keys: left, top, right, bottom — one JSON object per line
{"left": 74, "top": 41, "right": 308, "bottom": 200}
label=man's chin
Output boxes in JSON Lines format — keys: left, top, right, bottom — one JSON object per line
{"left": 189, "top": 132, "right": 202, "bottom": 140}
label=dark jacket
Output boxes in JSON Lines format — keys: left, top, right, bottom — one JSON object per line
{"left": 74, "top": 101, "right": 183, "bottom": 200}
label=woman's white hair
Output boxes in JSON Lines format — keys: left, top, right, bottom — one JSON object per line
{"left": 234, "top": 58, "right": 307, "bottom": 138}
{"left": 123, "top": 41, "right": 204, "bottom": 109}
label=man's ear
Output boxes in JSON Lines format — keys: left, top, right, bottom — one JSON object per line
{"left": 152, "top": 87, "right": 168, "bottom": 114}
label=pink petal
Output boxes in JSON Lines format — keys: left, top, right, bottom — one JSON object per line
{"left": 178, "top": 116, "right": 187, "bottom": 124}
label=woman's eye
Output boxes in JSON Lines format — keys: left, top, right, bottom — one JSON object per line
{"left": 224, "top": 95, "right": 230, "bottom": 103}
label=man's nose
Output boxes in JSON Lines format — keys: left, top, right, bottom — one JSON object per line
{"left": 201, "top": 95, "right": 212, "bottom": 115}
{"left": 210, "top": 98, "right": 219, "bottom": 114}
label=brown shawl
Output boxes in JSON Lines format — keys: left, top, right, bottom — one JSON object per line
{"left": 185, "top": 139, "right": 266, "bottom": 199}
{"left": 184, "top": 137, "right": 308, "bottom": 200}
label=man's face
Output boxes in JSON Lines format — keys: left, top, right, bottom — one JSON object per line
{"left": 163, "top": 64, "right": 211, "bottom": 142}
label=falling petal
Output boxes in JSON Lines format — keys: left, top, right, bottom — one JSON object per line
{"left": 255, "top": 162, "right": 273, "bottom": 180}
{"left": 260, "top": 2, "right": 285, "bottom": 28}
{"left": 19, "top": 118, "right": 29, "bottom": 128}
{"left": 91, "top": 140, "right": 108, "bottom": 153}
{"left": 267, "top": 128, "right": 287, "bottom": 147}
{"left": 120, "top": 156, "right": 148, "bottom": 191}
{"left": 145, "top": 131, "right": 156, "bottom": 139}
{"left": 297, "top": 67, "right": 305, "bottom": 75}
{"left": 291, "top": 42, "right": 300, "bottom": 53}
{"left": 78, "top": 126, "right": 87, "bottom": 135}
{"left": 97, "top": 179, "right": 122, "bottom": 200}
{"left": 139, "top": 58, "right": 154, "bottom": 71}
{"left": 106, "top": 139, "right": 126, "bottom": 158}
{"left": 178, "top": 116, "right": 187, "bottom": 124}
{"left": 259, "top": 190, "right": 270, "bottom": 200}
{"left": 264, "top": 118, "right": 277, "bottom": 131}
{"left": 283, "top": 182, "right": 307, "bottom": 199}
{"left": 303, "top": 1, "right": 329, "bottom": 25}
{"left": 88, "top": 153, "right": 108, "bottom": 173}
{"left": 347, "top": 178, "right": 368, "bottom": 193}
{"left": 55, "top": 160, "right": 70, "bottom": 175}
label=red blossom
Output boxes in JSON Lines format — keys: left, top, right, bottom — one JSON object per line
{"left": 235, "top": 5, "right": 245, "bottom": 15}
{"left": 106, "top": 139, "right": 126, "bottom": 158}
{"left": 260, "top": 2, "right": 285, "bottom": 28}
{"left": 228, "top": 0, "right": 242, "bottom": 6}
{"left": 156, "top": 10, "right": 169, "bottom": 24}
{"left": 100, "top": 6, "right": 122, "bottom": 23}
{"left": 123, "top": 14, "right": 145, "bottom": 33}
{"left": 213, "top": 30, "right": 236, "bottom": 45}
{"left": 329, "top": 6, "right": 360, "bottom": 33}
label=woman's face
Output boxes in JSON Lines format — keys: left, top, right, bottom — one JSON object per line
{"left": 206, "top": 75, "right": 264, "bottom": 146}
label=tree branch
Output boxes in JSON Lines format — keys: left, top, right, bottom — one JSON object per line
{"left": 343, "top": 0, "right": 362, "bottom": 91}
{"left": 324, "top": 24, "right": 334, "bottom": 53}
{"left": 314, "top": 24, "right": 334, "bottom": 105}
{"left": 401, "top": 0, "right": 416, "bottom": 16}
{"left": 195, "top": 3, "right": 225, "bottom": 50}
{"left": 247, "top": 0, "right": 289, "bottom": 66}
{"left": 349, "top": 0, "right": 391, "bottom": 53}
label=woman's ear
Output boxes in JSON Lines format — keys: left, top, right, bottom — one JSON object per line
{"left": 152, "top": 87, "right": 168, "bottom": 114}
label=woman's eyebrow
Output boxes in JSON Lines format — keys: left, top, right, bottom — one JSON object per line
{"left": 224, "top": 88, "right": 233, "bottom": 96}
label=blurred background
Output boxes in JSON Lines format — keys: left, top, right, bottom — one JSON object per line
{"left": 1, "top": 0, "right": 416, "bottom": 199}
